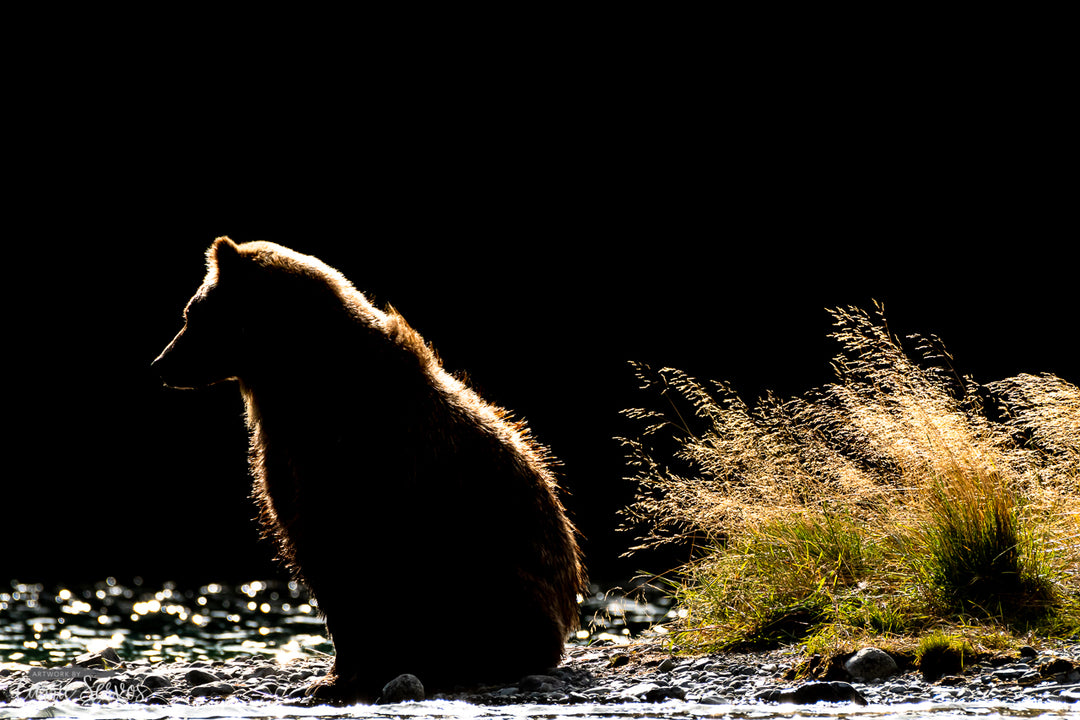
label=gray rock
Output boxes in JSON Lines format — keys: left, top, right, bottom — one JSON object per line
{"left": 620, "top": 682, "right": 659, "bottom": 700}
{"left": 378, "top": 673, "right": 424, "bottom": 704}
{"left": 63, "top": 680, "right": 89, "bottom": 699}
{"left": 73, "top": 647, "right": 123, "bottom": 669}
{"left": 643, "top": 685, "right": 686, "bottom": 702}
{"left": 253, "top": 680, "right": 280, "bottom": 696}
{"left": 243, "top": 665, "right": 279, "bottom": 680}
{"left": 757, "top": 681, "right": 868, "bottom": 705}
{"left": 189, "top": 681, "right": 235, "bottom": 697}
{"left": 185, "top": 668, "right": 221, "bottom": 686}
{"left": 845, "top": 647, "right": 898, "bottom": 681}
{"left": 697, "top": 695, "right": 728, "bottom": 705}
{"left": 142, "top": 673, "right": 171, "bottom": 689}
{"left": 617, "top": 681, "right": 685, "bottom": 702}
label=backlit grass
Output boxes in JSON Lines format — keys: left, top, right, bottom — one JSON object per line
{"left": 621, "top": 302, "right": 1079, "bottom": 654}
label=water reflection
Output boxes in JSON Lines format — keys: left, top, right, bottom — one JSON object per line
{"left": 1, "top": 578, "right": 667, "bottom": 668}
{"left": 2, "top": 579, "right": 1075, "bottom": 719}
{"left": 0, "top": 698, "right": 1076, "bottom": 719}
{"left": 1, "top": 578, "right": 329, "bottom": 667}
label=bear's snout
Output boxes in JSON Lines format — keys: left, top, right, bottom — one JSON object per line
{"left": 152, "top": 324, "right": 237, "bottom": 390}
{"left": 152, "top": 328, "right": 204, "bottom": 389}
{"left": 151, "top": 341, "right": 184, "bottom": 388}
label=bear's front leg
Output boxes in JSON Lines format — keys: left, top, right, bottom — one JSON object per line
{"left": 304, "top": 610, "right": 387, "bottom": 705}
{"left": 305, "top": 656, "right": 378, "bottom": 705}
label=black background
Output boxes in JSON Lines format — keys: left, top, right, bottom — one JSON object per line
{"left": 5, "top": 35, "right": 1075, "bottom": 591}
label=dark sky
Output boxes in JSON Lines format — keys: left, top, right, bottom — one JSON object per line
{"left": 10, "top": 200, "right": 1073, "bottom": 589}
{"left": 6, "top": 59, "right": 1074, "bottom": 589}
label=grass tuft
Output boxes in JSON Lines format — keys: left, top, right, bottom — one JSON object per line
{"left": 915, "top": 631, "right": 974, "bottom": 681}
{"left": 621, "top": 302, "right": 1079, "bottom": 654}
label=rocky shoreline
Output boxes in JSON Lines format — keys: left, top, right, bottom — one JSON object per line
{"left": 2, "top": 639, "right": 1079, "bottom": 709}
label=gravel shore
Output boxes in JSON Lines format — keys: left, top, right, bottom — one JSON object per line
{"left": 2, "top": 638, "right": 1078, "bottom": 709}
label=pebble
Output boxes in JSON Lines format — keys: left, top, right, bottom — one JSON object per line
{"left": 142, "top": 673, "right": 171, "bottom": 689}
{"left": 844, "top": 647, "right": 898, "bottom": 681}
{"left": 63, "top": 680, "right": 90, "bottom": 700}
{"left": 1, "top": 641, "right": 1078, "bottom": 709}
{"left": 189, "top": 681, "right": 235, "bottom": 698}
{"left": 185, "top": 668, "right": 222, "bottom": 686}
{"left": 756, "top": 681, "right": 867, "bottom": 705}
{"left": 379, "top": 673, "right": 425, "bottom": 704}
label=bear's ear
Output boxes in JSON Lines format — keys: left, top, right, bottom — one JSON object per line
{"left": 207, "top": 236, "right": 242, "bottom": 274}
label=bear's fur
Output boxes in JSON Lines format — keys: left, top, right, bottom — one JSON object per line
{"left": 152, "top": 237, "right": 586, "bottom": 703}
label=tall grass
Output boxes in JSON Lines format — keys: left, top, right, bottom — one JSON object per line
{"left": 621, "top": 302, "right": 1079, "bottom": 652}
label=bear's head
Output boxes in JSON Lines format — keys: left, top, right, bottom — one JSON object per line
{"left": 152, "top": 237, "right": 255, "bottom": 389}
{"left": 152, "top": 236, "right": 360, "bottom": 390}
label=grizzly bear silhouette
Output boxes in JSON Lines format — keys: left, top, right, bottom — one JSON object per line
{"left": 152, "top": 237, "right": 586, "bottom": 703}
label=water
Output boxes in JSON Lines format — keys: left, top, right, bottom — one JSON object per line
{"left": 1, "top": 578, "right": 331, "bottom": 668}
{"left": 2, "top": 579, "right": 1076, "bottom": 719}
{"left": 0, "top": 578, "right": 672, "bottom": 666}
{"left": 1, "top": 698, "right": 1077, "bottom": 719}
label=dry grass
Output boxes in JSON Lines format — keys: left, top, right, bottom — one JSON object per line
{"left": 620, "top": 302, "right": 1079, "bottom": 653}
